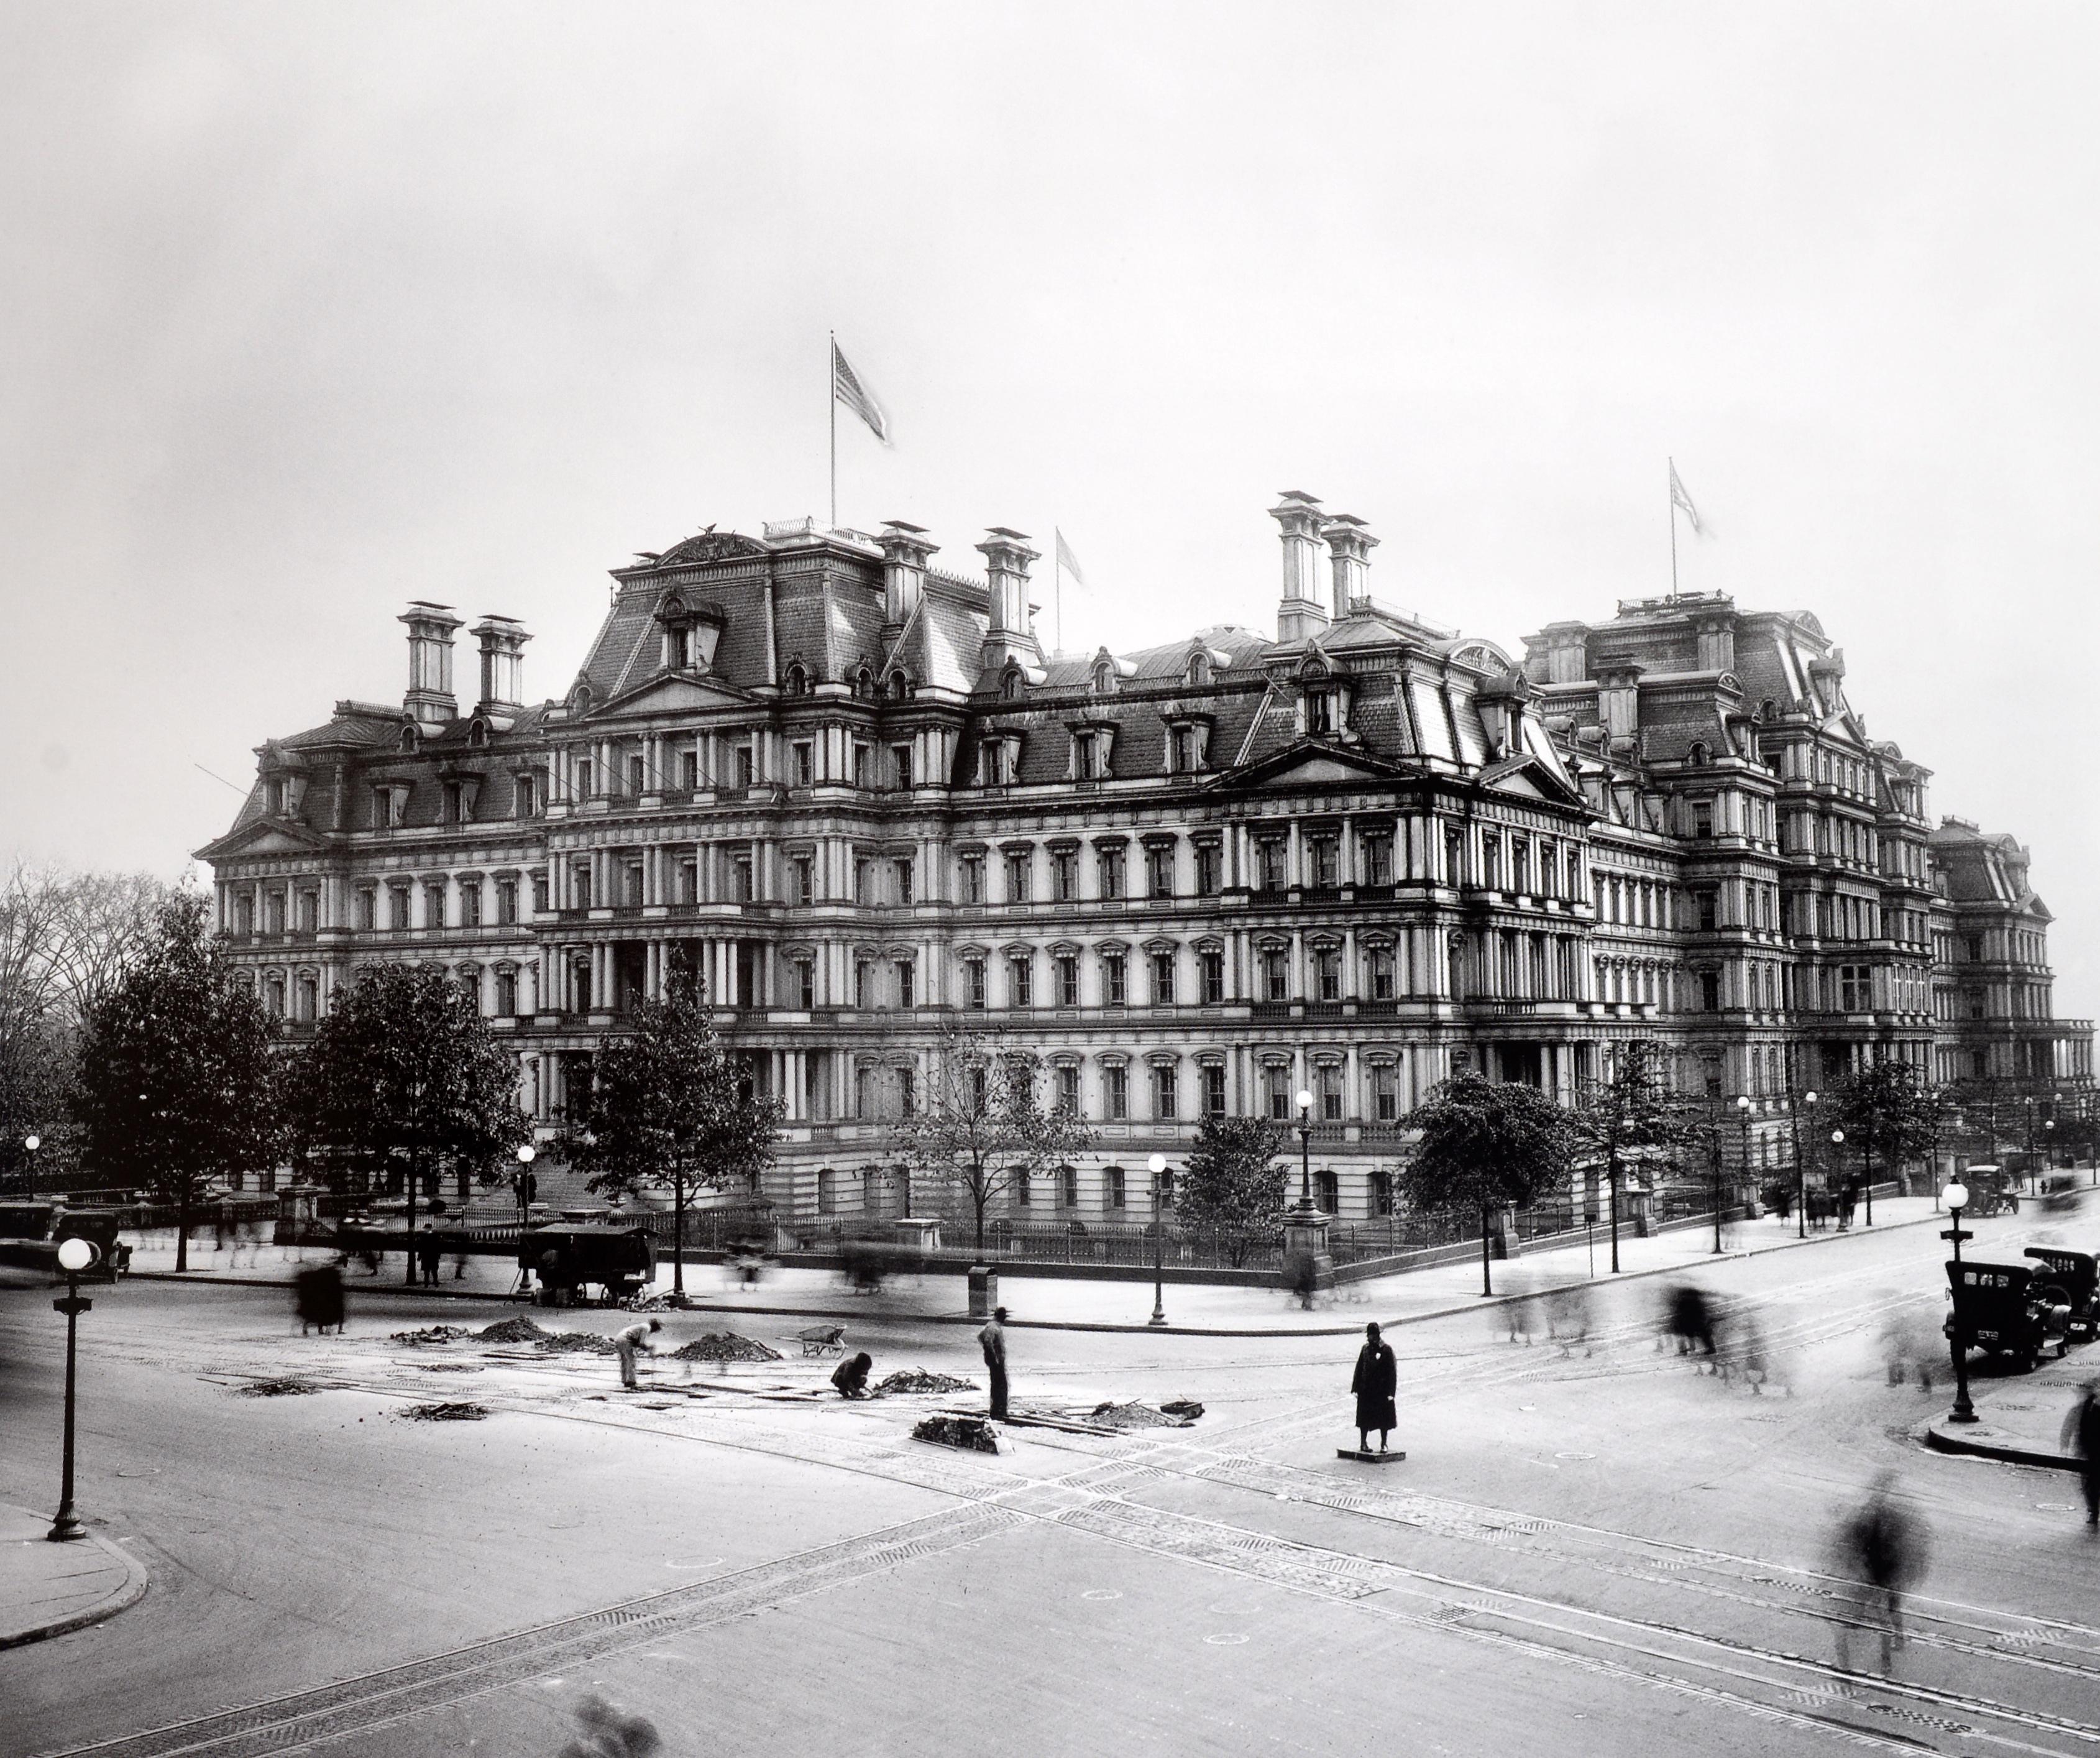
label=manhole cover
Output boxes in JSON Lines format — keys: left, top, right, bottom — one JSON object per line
{"left": 1204, "top": 1633, "right": 1250, "bottom": 1645}
{"left": 1082, "top": 1589, "right": 1122, "bottom": 1601}
{"left": 1555, "top": 1451, "right": 1596, "bottom": 1460}
{"left": 664, "top": 1558, "right": 722, "bottom": 1570}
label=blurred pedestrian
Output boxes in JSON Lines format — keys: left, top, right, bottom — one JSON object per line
{"left": 1502, "top": 1271, "right": 1539, "bottom": 1346}
{"left": 1546, "top": 1282, "right": 1593, "bottom": 1357}
{"left": 1662, "top": 1282, "right": 1718, "bottom": 1366}
{"left": 1351, "top": 1322, "right": 1397, "bottom": 1453}
{"left": 614, "top": 1317, "right": 662, "bottom": 1390}
{"left": 295, "top": 1263, "right": 346, "bottom": 1336}
{"left": 979, "top": 1305, "right": 1009, "bottom": 1420}
{"left": 559, "top": 1693, "right": 660, "bottom": 1758}
{"left": 416, "top": 1223, "right": 442, "bottom": 1288}
{"left": 2060, "top": 1378, "right": 2100, "bottom": 1531}
{"left": 1832, "top": 1472, "right": 1928, "bottom": 1675}
{"left": 831, "top": 1351, "right": 874, "bottom": 1398}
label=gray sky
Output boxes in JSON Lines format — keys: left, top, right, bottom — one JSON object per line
{"left": 4, "top": 2, "right": 2096, "bottom": 1015}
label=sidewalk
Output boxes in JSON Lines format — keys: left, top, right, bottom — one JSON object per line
{"left": 1925, "top": 1343, "right": 2096, "bottom": 1474}
{"left": 118, "top": 1198, "right": 1951, "bottom": 1337}
{"left": 0, "top": 1502, "right": 147, "bottom": 1650}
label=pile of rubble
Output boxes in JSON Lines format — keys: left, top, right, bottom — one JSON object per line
{"left": 874, "top": 1369, "right": 978, "bottom": 1396}
{"left": 237, "top": 1378, "right": 319, "bottom": 1397}
{"left": 397, "top": 1401, "right": 490, "bottom": 1422}
{"left": 390, "top": 1325, "right": 473, "bottom": 1346}
{"left": 536, "top": 1331, "right": 618, "bottom": 1355}
{"left": 912, "top": 1414, "right": 1001, "bottom": 1453}
{"left": 671, "top": 1333, "right": 782, "bottom": 1363}
{"left": 475, "top": 1317, "right": 549, "bottom": 1345}
{"left": 1087, "top": 1400, "right": 1201, "bottom": 1430}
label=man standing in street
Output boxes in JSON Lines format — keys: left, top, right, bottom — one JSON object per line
{"left": 2061, "top": 1377, "right": 2100, "bottom": 1530}
{"left": 615, "top": 1317, "right": 663, "bottom": 1391}
{"left": 978, "top": 1305, "right": 1009, "bottom": 1420}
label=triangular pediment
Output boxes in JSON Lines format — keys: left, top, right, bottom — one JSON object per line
{"left": 1214, "top": 740, "right": 1422, "bottom": 794}
{"left": 1477, "top": 754, "right": 1586, "bottom": 808}
{"left": 594, "top": 672, "right": 755, "bottom": 719}
{"left": 193, "top": 819, "right": 331, "bottom": 861}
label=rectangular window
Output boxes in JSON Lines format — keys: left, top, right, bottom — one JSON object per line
{"left": 627, "top": 755, "right": 646, "bottom": 796}
{"left": 1257, "top": 840, "right": 1286, "bottom": 890}
{"left": 1146, "top": 845, "right": 1175, "bottom": 898}
{"left": 515, "top": 774, "right": 538, "bottom": 817}
{"left": 1060, "top": 1165, "right": 1080, "bottom": 1208}
{"left": 966, "top": 957, "right": 987, "bottom": 1010}
{"left": 1318, "top": 1062, "right": 1344, "bottom": 1121}
{"left": 1057, "top": 1065, "right": 1080, "bottom": 1116}
{"left": 961, "top": 854, "right": 985, "bottom": 904}
{"left": 1098, "top": 845, "right": 1125, "bottom": 898}
{"left": 1693, "top": 800, "right": 1713, "bottom": 839}
{"left": 623, "top": 863, "right": 643, "bottom": 908}
{"left": 792, "top": 742, "right": 814, "bottom": 787}
{"left": 1203, "top": 1064, "right": 1227, "bottom": 1118}
{"left": 1153, "top": 1064, "right": 1178, "bottom": 1120}
{"left": 1199, "top": 946, "right": 1224, "bottom": 1005}
{"left": 896, "top": 959, "right": 915, "bottom": 1009}
{"left": 1170, "top": 725, "right": 1195, "bottom": 773}
{"left": 1697, "top": 890, "right": 1717, "bottom": 932}
{"left": 1104, "top": 1065, "right": 1128, "bottom": 1121}
{"left": 1308, "top": 837, "right": 1337, "bottom": 887}
{"left": 1480, "top": 839, "right": 1501, "bottom": 891}
{"left": 531, "top": 873, "right": 548, "bottom": 915}
{"left": 1102, "top": 950, "right": 1127, "bottom": 1006}
{"left": 1362, "top": 835, "right": 1392, "bottom": 886}
{"left": 1372, "top": 1064, "right": 1400, "bottom": 1123}
{"left": 1369, "top": 943, "right": 1396, "bottom": 1000}
{"left": 1052, "top": 849, "right": 1078, "bottom": 901}
{"left": 419, "top": 885, "right": 442, "bottom": 930}
{"left": 791, "top": 857, "right": 814, "bottom": 908}
{"left": 891, "top": 745, "right": 912, "bottom": 791}
{"left": 897, "top": 1068, "right": 916, "bottom": 1118}
{"left": 1009, "top": 953, "right": 1032, "bottom": 1008}
{"left": 460, "top": 881, "right": 482, "bottom": 927}
{"left": 796, "top": 960, "right": 815, "bottom": 1010}
{"left": 1106, "top": 1165, "right": 1127, "bottom": 1208}
{"left": 1074, "top": 732, "right": 1100, "bottom": 780}
{"left": 1265, "top": 1065, "right": 1291, "bottom": 1121}
{"left": 1314, "top": 944, "right": 1341, "bottom": 1001}
{"left": 1511, "top": 840, "right": 1530, "bottom": 896}
{"left": 1261, "top": 945, "right": 1289, "bottom": 1001}
{"left": 1151, "top": 949, "right": 1176, "bottom": 1005}
{"left": 680, "top": 750, "right": 700, "bottom": 793}
{"left": 496, "top": 879, "right": 518, "bottom": 925}
{"left": 852, "top": 745, "right": 869, "bottom": 790}
{"left": 855, "top": 960, "right": 872, "bottom": 1011}
{"left": 1305, "top": 691, "right": 1332, "bottom": 734}
{"left": 735, "top": 745, "right": 754, "bottom": 790}
{"left": 894, "top": 858, "right": 914, "bottom": 906}
{"left": 495, "top": 970, "right": 518, "bottom": 1015}
{"left": 1194, "top": 842, "right": 1222, "bottom": 896}
{"left": 732, "top": 854, "right": 753, "bottom": 902}
{"left": 355, "top": 887, "right": 377, "bottom": 931}
{"left": 1056, "top": 954, "right": 1080, "bottom": 1007}
{"left": 1005, "top": 850, "right": 1030, "bottom": 902}
{"left": 575, "top": 757, "right": 595, "bottom": 799}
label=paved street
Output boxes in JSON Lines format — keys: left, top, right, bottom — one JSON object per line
{"left": 3, "top": 1200, "right": 2098, "bottom": 1757}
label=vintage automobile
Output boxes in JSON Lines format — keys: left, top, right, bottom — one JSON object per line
{"left": 1956, "top": 1164, "right": 2021, "bottom": 1218}
{"left": 2024, "top": 1245, "right": 2099, "bottom": 1343}
{"left": 2039, "top": 1171, "right": 2084, "bottom": 1213}
{"left": 0, "top": 1202, "right": 132, "bottom": 1281}
{"left": 518, "top": 1223, "right": 655, "bottom": 1307}
{"left": 1945, "top": 1259, "right": 2070, "bottom": 1373}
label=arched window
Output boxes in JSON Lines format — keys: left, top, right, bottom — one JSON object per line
{"left": 783, "top": 662, "right": 809, "bottom": 696}
{"left": 399, "top": 723, "right": 420, "bottom": 754}
{"left": 1000, "top": 665, "right": 1022, "bottom": 702}
{"left": 854, "top": 666, "right": 876, "bottom": 699}
{"left": 1188, "top": 651, "right": 1213, "bottom": 687}
{"left": 1689, "top": 740, "right": 1710, "bottom": 766}
{"left": 889, "top": 670, "right": 911, "bottom": 701}
{"left": 1093, "top": 660, "right": 1114, "bottom": 695}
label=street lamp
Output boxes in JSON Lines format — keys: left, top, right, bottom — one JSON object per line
{"left": 1798, "top": 1092, "right": 1817, "bottom": 1238}
{"left": 23, "top": 1133, "right": 40, "bottom": 1197}
{"left": 1147, "top": 1152, "right": 1169, "bottom": 1328}
{"left": 1831, "top": 1130, "right": 1846, "bottom": 1229}
{"left": 1726, "top": 1095, "right": 1750, "bottom": 1254}
{"left": 513, "top": 1141, "right": 537, "bottom": 1220}
{"left": 47, "top": 1235, "right": 97, "bottom": 1542}
{"left": 1940, "top": 1180, "right": 1976, "bottom": 1425}
{"left": 1294, "top": 1089, "right": 1316, "bottom": 1212}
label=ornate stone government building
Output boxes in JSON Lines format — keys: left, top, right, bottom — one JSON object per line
{"left": 200, "top": 497, "right": 2093, "bottom": 1223}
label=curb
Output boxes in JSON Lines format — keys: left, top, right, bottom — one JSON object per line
{"left": 122, "top": 1207, "right": 1953, "bottom": 1340}
{"left": 0, "top": 1526, "right": 149, "bottom": 1652}
{"left": 1923, "top": 1424, "right": 2083, "bottom": 1473}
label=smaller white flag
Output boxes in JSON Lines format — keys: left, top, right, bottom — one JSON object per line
{"left": 1669, "top": 459, "right": 1708, "bottom": 538}
{"left": 832, "top": 340, "right": 892, "bottom": 446}
{"left": 1055, "top": 528, "right": 1086, "bottom": 587}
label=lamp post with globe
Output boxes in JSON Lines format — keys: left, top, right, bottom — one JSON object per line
{"left": 47, "top": 1235, "right": 98, "bottom": 1542}
{"left": 513, "top": 1141, "right": 537, "bottom": 1222}
{"left": 1941, "top": 1180, "right": 1976, "bottom": 1425}
{"left": 1293, "top": 1089, "right": 1315, "bottom": 1210}
{"left": 22, "top": 1132, "right": 40, "bottom": 1197}
{"left": 1147, "top": 1152, "right": 1170, "bottom": 1328}
{"left": 1832, "top": 1130, "right": 1847, "bottom": 1228}
{"left": 1797, "top": 1092, "right": 1817, "bottom": 1238}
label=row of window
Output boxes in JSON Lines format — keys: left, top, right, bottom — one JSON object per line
{"left": 850, "top": 1057, "right": 1410, "bottom": 1125}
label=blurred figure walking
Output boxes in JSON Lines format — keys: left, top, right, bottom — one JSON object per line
{"left": 2060, "top": 1378, "right": 2100, "bottom": 1531}
{"left": 1546, "top": 1282, "right": 1593, "bottom": 1358}
{"left": 1661, "top": 1282, "right": 1718, "bottom": 1367}
{"left": 295, "top": 1263, "right": 346, "bottom": 1336}
{"left": 559, "top": 1693, "right": 659, "bottom": 1758}
{"left": 1832, "top": 1473, "right": 1929, "bottom": 1675}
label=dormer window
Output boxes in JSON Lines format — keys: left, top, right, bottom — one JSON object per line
{"left": 1188, "top": 652, "right": 1213, "bottom": 687}
{"left": 888, "top": 670, "right": 912, "bottom": 701}
{"left": 854, "top": 666, "right": 876, "bottom": 699}
{"left": 265, "top": 778, "right": 287, "bottom": 816}
{"left": 399, "top": 723, "right": 421, "bottom": 754}
{"left": 1093, "top": 659, "right": 1116, "bottom": 695}
{"left": 1305, "top": 689, "right": 1334, "bottom": 735}
{"left": 999, "top": 663, "right": 1024, "bottom": 702}
{"left": 1072, "top": 727, "right": 1113, "bottom": 781}
{"left": 1689, "top": 740, "right": 1710, "bottom": 766}
{"left": 784, "top": 661, "right": 809, "bottom": 696}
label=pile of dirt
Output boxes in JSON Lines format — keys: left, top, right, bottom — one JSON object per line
{"left": 475, "top": 1317, "right": 549, "bottom": 1344}
{"left": 1160, "top": 1399, "right": 1205, "bottom": 1420}
{"left": 415, "top": 1363, "right": 482, "bottom": 1374}
{"left": 236, "top": 1378, "right": 320, "bottom": 1397}
{"left": 536, "top": 1331, "right": 619, "bottom": 1355}
{"left": 1088, "top": 1401, "right": 1195, "bottom": 1430}
{"left": 671, "top": 1333, "right": 782, "bottom": 1363}
{"left": 628, "top": 1292, "right": 698, "bottom": 1312}
{"left": 912, "top": 1414, "right": 1000, "bottom": 1453}
{"left": 390, "top": 1325, "right": 472, "bottom": 1346}
{"left": 397, "top": 1401, "right": 490, "bottom": 1422}
{"left": 874, "top": 1369, "right": 978, "bottom": 1396}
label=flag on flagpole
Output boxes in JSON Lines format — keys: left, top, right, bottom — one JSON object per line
{"left": 1055, "top": 528, "right": 1086, "bottom": 588}
{"left": 1669, "top": 460, "right": 1705, "bottom": 537}
{"left": 832, "top": 341, "right": 892, "bottom": 446}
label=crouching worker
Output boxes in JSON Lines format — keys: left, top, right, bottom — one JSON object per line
{"left": 615, "top": 1318, "right": 663, "bottom": 1391}
{"left": 831, "top": 1352, "right": 874, "bottom": 1398}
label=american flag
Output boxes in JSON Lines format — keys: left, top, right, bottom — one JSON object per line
{"left": 1669, "top": 460, "right": 1705, "bottom": 536}
{"left": 832, "top": 341, "right": 891, "bottom": 446}
{"left": 1055, "top": 528, "right": 1086, "bottom": 587}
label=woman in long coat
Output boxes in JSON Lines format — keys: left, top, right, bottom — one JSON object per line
{"left": 1352, "top": 1322, "right": 1398, "bottom": 1453}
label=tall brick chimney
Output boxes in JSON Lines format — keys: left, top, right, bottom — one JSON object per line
{"left": 1270, "top": 492, "right": 1328, "bottom": 643}
{"left": 472, "top": 615, "right": 530, "bottom": 714}
{"left": 976, "top": 527, "right": 1043, "bottom": 671}
{"left": 880, "top": 522, "right": 937, "bottom": 627}
{"left": 400, "top": 602, "right": 463, "bottom": 724}
{"left": 1323, "top": 515, "right": 1376, "bottom": 619}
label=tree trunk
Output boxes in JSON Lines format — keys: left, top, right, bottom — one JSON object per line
{"left": 672, "top": 1176, "right": 686, "bottom": 1295}
{"left": 1607, "top": 1159, "right": 1621, "bottom": 1275}
{"left": 175, "top": 1177, "right": 189, "bottom": 1274}
{"left": 1480, "top": 1203, "right": 1493, "bottom": 1297}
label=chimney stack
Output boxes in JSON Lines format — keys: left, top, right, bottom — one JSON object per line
{"left": 1269, "top": 492, "right": 1328, "bottom": 643}
{"left": 1323, "top": 515, "right": 1376, "bottom": 619}
{"left": 400, "top": 602, "right": 464, "bottom": 724}
{"left": 879, "top": 521, "right": 937, "bottom": 627}
{"left": 472, "top": 615, "right": 531, "bottom": 714}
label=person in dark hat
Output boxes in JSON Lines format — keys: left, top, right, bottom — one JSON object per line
{"left": 1351, "top": 1322, "right": 1397, "bottom": 1453}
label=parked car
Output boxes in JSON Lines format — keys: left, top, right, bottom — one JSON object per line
{"left": 1946, "top": 1259, "right": 2069, "bottom": 1373}
{"left": 2024, "top": 1246, "right": 2098, "bottom": 1342}
{"left": 1958, "top": 1164, "right": 2020, "bottom": 1217}
{"left": 0, "top": 1201, "right": 132, "bottom": 1280}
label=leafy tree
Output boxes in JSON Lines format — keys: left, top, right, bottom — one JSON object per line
{"left": 1178, "top": 1115, "right": 1288, "bottom": 1266}
{"left": 294, "top": 964, "right": 529, "bottom": 1282}
{"left": 1400, "top": 1071, "right": 1572, "bottom": 1296}
{"left": 567, "top": 995, "right": 784, "bottom": 1294}
{"left": 70, "top": 893, "right": 283, "bottom": 1270}
{"left": 1566, "top": 1039, "right": 1702, "bottom": 1273}
{"left": 1830, "top": 1060, "right": 1944, "bottom": 1209}
{"left": 893, "top": 1026, "right": 1094, "bottom": 1254}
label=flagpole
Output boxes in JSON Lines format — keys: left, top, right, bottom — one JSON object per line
{"left": 1668, "top": 458, "right": 1678, "bottom": 599}
{"left": 1053, "top": 538, "right": 1063, "bottom": 654}
{"left": 828, "top": 331, "right": 837, "bottom": 530}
